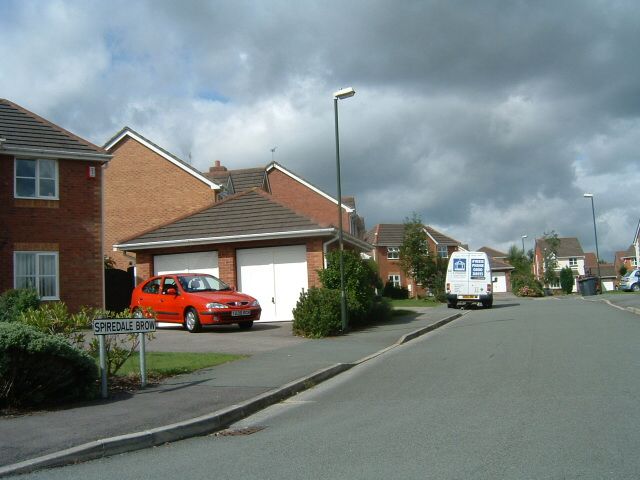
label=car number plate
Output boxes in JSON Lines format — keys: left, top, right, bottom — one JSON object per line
{"left": 461, "top": 295, "right": 477, "bottom": 299}
{"left": 232, "top": 310, "right": 251, "bottom": 317}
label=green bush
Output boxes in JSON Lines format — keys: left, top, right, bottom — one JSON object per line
{"left": 368, "top": 297, "right": 393, "bottom": 323}
{"left": 559, "top": 266, "right": 575, "bottom": 294}
{"left": 293, "top": 288, "right": 342, "bottom": 338}
{"left": 0, "top": 322, "right": 98, "bottom": 408}
{"left": 512, "top": 273, "right": 544, "bottom": 297}
{"left": 382, "top": 282, "right": 409, "bottom": 299}
{"left": 19, "top": 302, "right": 92, "bottom": 349}
{"left": 0, "top": 289, "right": 40, "bottom": 323}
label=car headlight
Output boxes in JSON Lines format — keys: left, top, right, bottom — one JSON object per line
{"left": 250, "top": 300, "right": 260, "bottom": 307}
{"left": 206, "top": 302, "right": 229, "bottom": 309}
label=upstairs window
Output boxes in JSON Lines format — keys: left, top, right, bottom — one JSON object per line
{"left": 437, "top": 245, "right": 449, "bottom": 258}
{"left": 387, "top": 247, "right": 400, "bottom": 259}
{"left": 14, "top": 158, "right": 58, "bottom": 199}
{"left": 14, "top": 251, "right": 59, "bottom": 300}
{"left": 569, "top": 257, "right": 578, "bottom": 267}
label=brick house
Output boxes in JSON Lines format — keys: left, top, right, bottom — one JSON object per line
{"left": 102, "top": 129, "right": 368, "bottom": 321}
{"left": 533, "top": 237, "right": 585, "bottom": 291}
{"left": 0, "top": 99, "right": 111, "bottom": 311}
{"left": 365, "top": 223, "right": 464, "bottom": 297}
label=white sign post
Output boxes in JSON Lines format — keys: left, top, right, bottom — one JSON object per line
{"left": 92, "top": 318, "right": 156, "bottom": 399}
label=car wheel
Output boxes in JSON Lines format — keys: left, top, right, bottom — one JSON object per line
{"left": 238, "top": 321, "right": 254, "bottom": 330}
{"left": 633, "top": 283, "right": 640, "bottom": 292}
{"left": 184, "top": 308, "right": 202, "bottom": 333}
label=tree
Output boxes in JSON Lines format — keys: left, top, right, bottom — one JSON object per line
{"left": 559, "top": 266, "right": 575, "bottom": 294}
{"left": 399, "top": 213, "right": 430, "bottom": 287}
{"left": 619, "top": 265, "right": 628, "bottom": 277}
{"left": 507, "top": 244, "right": 543, "bottom": 296}
{"left": 541, "top": 231, "right": 560, "bottom": 288}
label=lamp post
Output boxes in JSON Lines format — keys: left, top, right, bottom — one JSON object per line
{"left": 521, "top": 235, "right": 528, "bottom": 254}
{"left": 334, "top": 87, "right": 355, "bottom": 332}
{"left": 583, "top": 193, "right": 601, "bottom": 282}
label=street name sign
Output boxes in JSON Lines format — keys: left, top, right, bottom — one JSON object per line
{"left": 93, "top": 318, "right": 156, "bottom": 335}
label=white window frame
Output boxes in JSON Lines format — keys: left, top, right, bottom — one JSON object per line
{"left": 388, "top": 274, "right": 401, "bottom": 288}
{"left": 437, "top": 245, "right": 449, "bottom": 258}
{"left": 14, "top": 158, "right": 59, "bottom": 200}
{"left": 569, "top": 257, "right": 578, "bottom": 267}
{"left": 13, "top": 251, "right": 60, "bottom": 300}
{"left": 387, "top": 247, "right": 400, "bottom": 260}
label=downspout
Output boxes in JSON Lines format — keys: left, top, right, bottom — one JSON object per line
{"left": 323, "top": 235, "right": 340, "bottom": 268}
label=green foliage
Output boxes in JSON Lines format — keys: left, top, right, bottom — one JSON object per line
{"left": 542, "top": 231, "right": 560, "bottom": 287}
{"left": 318, "top": 250, "right": 379, "bottom": 326}
{"left": 399, "top": 213, "right": 431, "bottom": 286}
{"left": 383, "top": 282, "right": 409, "bottom": 299}
{"left": 19, "top": 302, "right": 92, "bottom": 349}
{"left": 559, "top": 266, "right": 575, "bottom": 294}
{"left": 619, "top": 265, "right": 628, "bottom": 276}
{"left": 0, "top": 322, "right": 98, "bottom": 408}
{"left": 293, "top": 288, "right": 342, "bottom": 338}
{"left": 368, "top": 297, "right": 393, "bottom": 323}
{"left": 511, "top": 272, "right": 544, "bottom": 297}
{"left": 0, "top": 289, "right": 40, "bottom": 323}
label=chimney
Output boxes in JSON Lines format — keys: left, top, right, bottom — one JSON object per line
{"left": 209, "top": 160, "right": 228, "bottom": 173}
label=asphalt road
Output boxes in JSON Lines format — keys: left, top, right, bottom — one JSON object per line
{"left": 11, "top": 296, "right": 640, "bottom": 479}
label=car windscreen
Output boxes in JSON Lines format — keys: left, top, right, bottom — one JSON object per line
{"left": 178, "top": 275, "right": 231, "bottom": 292}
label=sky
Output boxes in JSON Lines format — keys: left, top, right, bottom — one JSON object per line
{"left": 1, "top": 0, "right": 639, "bottom": 261}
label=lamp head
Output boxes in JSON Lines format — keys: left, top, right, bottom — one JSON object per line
{"left": 522, "top": 235, "right": 528, "bottom": 239}
{"left": 334, "top": 87, "right": 356, "bottom": 100}
{"left": 583, "top": 193, "right": 594, "bottom": 198}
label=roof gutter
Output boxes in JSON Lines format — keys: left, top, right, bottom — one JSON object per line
{"left": 2, "top": 146, "right": 112, "bottom": 162}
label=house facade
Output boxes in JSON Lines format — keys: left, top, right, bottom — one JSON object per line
{"left": 533, "top": 237, "right": 585, "bottom": 292}
{"left": 0, "top": 99, "right": 111, "bottom": 311}
{"left": 365, "top": 223, "right": 464, "bottom": 297}
{"left": 102, "top": 129, "right": 368, "bottom": 321}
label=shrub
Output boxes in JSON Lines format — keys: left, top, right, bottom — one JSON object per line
{"left": 368, "top": 297, "right": 393, "bottom": 323}
{"left": 383, "top": 282, "right": 409, "bottom": 299}
{"left": 512, "top": 273, "right": 544, "bottom": 297}
{"left": 0, "top": 289, "right": 40, "bottom": 323}
{"left": 0, "top": 322, "right": 98, "bottom": 408}
{"left": 559, "top": 266, "right": 575, "bottom": 294}
{"left": 19, "top": 302, "right": 92, "bottom": 349}
{"left": 293, "top": 288, "right": 342, "bottom": 338}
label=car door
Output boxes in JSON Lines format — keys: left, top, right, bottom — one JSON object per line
{"left": 157, "top": 277, "right": 183, "bottom": 324}
{"left": 134, "top": 278, "right": 163, "bottom": 318}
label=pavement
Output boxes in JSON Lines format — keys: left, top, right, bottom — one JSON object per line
{"left": 0, "top": 304, "right": 466, "bottom": 477}
{"left": 2, "top": 291, "right": 638, "bottom": 478}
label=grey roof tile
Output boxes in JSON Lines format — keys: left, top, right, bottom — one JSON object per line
{"left": 536, "top": 237, "right": 584, "bottom": 257}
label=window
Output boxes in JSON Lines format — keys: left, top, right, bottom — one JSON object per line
{"left": 387, "top": 247, "right": 400, "bottom": 259}
{"left": 142, "top": 278, "right": 161, "bottom": 294}
{"left": 14, "top": 252, "right": 59, "bottom": 299}
{"left": 437, "top": 245, "right": 449, "bottom": 258}
{"left": 569, "top": 257, "right": 578, "bottom": 267}
{"left": 388, "top": 275, "right": 401, "bottom": 288}
{"left": 14, "top": 158, "right": 58, "bottom": 199}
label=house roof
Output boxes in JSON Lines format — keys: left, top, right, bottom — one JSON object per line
{"left": 103, "top": 127, "right": 220, "bottom": 190}
{"left": 586, "top": 262, "right": 617, "bottom": 278}
{"left": 478, "top": 246, "right": 508, "bottom": 258}
{"left": 365, "top": 223, "right": 463, "bottom": 248}
{"left": 489, "top": 257, "right": 514, "bottom": 271}
{"left": 115, "top": 188, "right": 370, "bottom": 251}
{"left": 0, "top": 98, "right": 110, "bottom": 162}
{"left": 536, "top": 237, "right": 584, "bottom": 257}
{"left": 206, "top": 167, "right": 268, "bottom": 194}
{"left": 618, "top": 245, "right": 636, "bottom": 259}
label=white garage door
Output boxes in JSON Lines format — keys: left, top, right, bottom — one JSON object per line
{"left": 492, "top": 272, "right": 508, "bottom": 293}
{"left": 237, "top": 245, "right": 308, "bottom": 322}
{"left": 154, "top": 252, "right": 219, "bottom": 277}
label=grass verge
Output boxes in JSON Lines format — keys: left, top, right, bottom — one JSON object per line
{"left": 388, "top": 298, "right": 441, "bottom": 308}
{"left": 114, "top": 351, "right": 246, "bottom": 377}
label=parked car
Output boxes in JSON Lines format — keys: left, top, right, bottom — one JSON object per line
{"left": 619, "top": 269, "right": 640, "bottom": 292}
{"left": 130, "top": 273, "right": 261, "bottom": 332}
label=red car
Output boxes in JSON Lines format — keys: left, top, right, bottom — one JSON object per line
{"left": 130, "top": 273, "right": 261, "bottom": 333}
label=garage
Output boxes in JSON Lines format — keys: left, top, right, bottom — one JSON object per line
{"left": 492, "top": 271, "right": 508, "bottom": 293}
{"left": 154, "top": 251, "right": 219, "bottom": 277}
{"left": 237, "top": 245, "right": 308, "bottom": 322}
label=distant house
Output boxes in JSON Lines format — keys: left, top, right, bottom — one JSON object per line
{"left": 477, "top": 247, "right": 514, "bottom": 293}
{"left": 103, "top": 130, "right": 368, "bottom": 322}
{"left": 0, "top": 99, "right": 111, "bottom": 311}
{"left": 533, "top": 237, "right": 585, "bottom": 291}
{"left": 584, "top": 253, "right": 617, "bottom": 291}
{"left": 365, "top": 223, "right": 464, "bottom": 297}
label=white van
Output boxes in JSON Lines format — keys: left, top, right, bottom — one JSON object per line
{"left": 445, "top": 251, "right": 493, "bottom": 308}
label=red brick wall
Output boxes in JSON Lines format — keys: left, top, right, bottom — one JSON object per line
{"left": 0, "top": 154, "right": 104, "bottom": 311}
{"left": 103, "top": 136, "right": 218, "bottom": 270}
{"left": 267, "top": 169, "right": 351, "bottom": 232}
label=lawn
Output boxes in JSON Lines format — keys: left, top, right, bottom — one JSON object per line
{"left": 388, "top": 297, "right": 441, "bottom": 308}
{"left": 113, "top": 351, "right": 246, "bottom": 377}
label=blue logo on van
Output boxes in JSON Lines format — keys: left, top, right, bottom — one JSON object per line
{"left": 453, "top": 259, "right": 466, "bottom": 272}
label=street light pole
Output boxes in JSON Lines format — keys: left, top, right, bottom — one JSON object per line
{"left": 584, "top": 193, "right": 601, "bottom": 282}
{"left": 521, "top": 235, "right": 528, "bottom": 254}
{"left": 333, "top": 87, "right": 355, "bottom": 332}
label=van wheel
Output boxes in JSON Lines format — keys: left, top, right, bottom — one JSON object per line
{"left": 448, "top": 301, "right": 457, "bottom": 309}
{"left": 184, "top": 308, "right": 202, "bottom": 333}
{"left": 482, "top": 300, "right": 493, "bottom": 309}
{"left": 633, "top": 284, "right": 640, "bottom": 292}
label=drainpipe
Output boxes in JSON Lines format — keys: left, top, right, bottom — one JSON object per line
{"left": 323, "top": 235, "right": 340, "bottom": 268}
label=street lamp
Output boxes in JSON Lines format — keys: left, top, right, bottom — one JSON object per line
{"left": 334, "top": 87, "right": 355, "bottom": 332}
{"left": 583, "top": 193, "right": 601, "bottom": 282}
{"left": 521, "top": 235, "right": 528, "bottom": 254}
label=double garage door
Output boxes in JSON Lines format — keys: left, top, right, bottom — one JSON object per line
{"left": 153, "top": 245, "right": 307, "bottom": 322}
